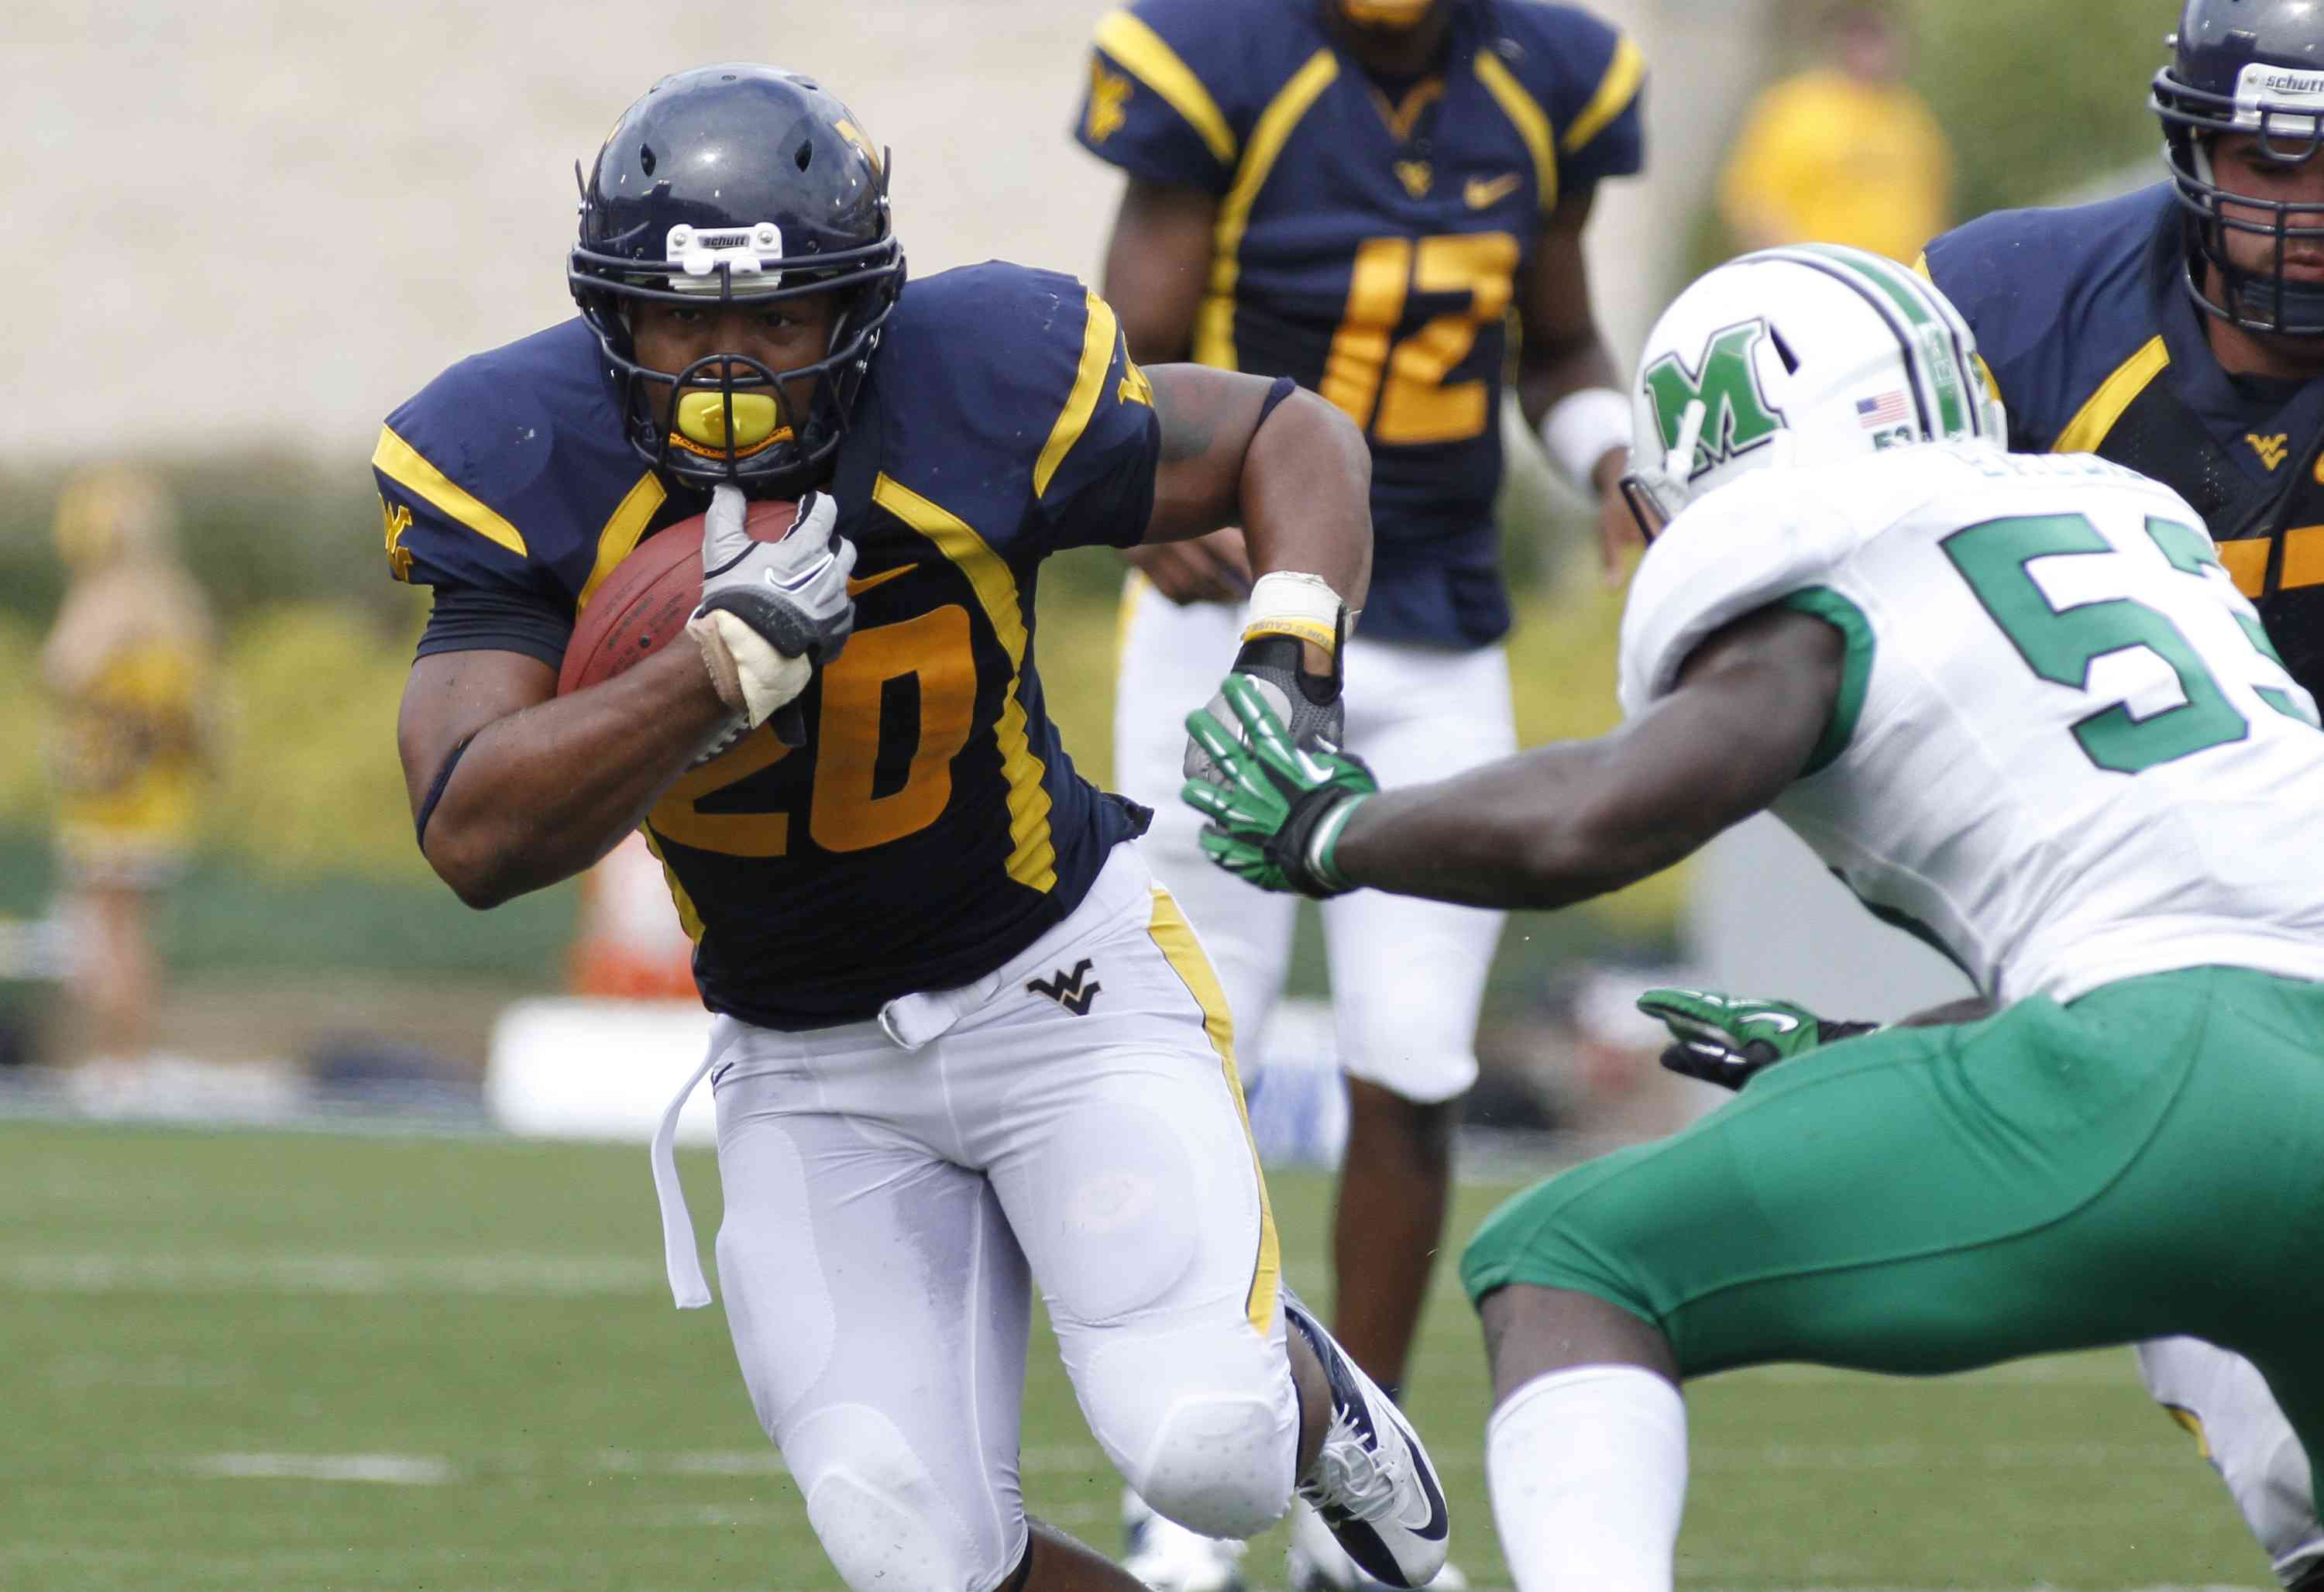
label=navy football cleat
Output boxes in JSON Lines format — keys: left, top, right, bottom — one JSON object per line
{"left": 1281, "top": 1290, "right": 1450, "bottom": 1588}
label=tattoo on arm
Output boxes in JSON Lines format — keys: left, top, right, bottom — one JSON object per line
{"left": 1152, "top": 373, "right": 1217, "bottom": 466}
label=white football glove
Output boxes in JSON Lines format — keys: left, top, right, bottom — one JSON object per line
{"left": 686, "top": 484, "right": 855, "bottom": 746}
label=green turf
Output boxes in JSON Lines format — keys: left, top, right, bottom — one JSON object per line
{"left": 0, "top": 1119, "right": 2279, "bottom": 1590}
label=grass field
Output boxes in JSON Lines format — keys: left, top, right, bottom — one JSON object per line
{"left": 0, "top": 1118, "right": 2280, "bottom": 1591}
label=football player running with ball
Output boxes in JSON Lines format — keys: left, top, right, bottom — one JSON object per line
{"left": 374, "top": 65, "right": 1452, "bottom": 1592}
{"left": 1074, "top": 2, "right": 1642, "bottom": 1582}
{"left": 1181, "top": 244, "right": 2324, "bottom": 1590}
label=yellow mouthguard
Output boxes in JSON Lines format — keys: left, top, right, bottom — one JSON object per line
{"left": 676, "top": 391, "right": 782, "bottom": 451}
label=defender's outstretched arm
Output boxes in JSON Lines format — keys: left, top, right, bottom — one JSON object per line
{"left": 1336, "top": 606, "right": 1839, "bottom": 907}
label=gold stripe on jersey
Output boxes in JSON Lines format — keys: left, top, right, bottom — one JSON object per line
{"left": 1473, "top": 49, "right": 1556, "bottom": 211}
{"left": 1197, "top": 49, "right": 1339, "bottom": 370}
{"left": 370, "top": 425, "right": 530, "bottom": 557}
{"left": 1912, "top": 253, "right": 2007, "bottom": 410}
{"left": 2283, "top": 523, "right": 2324, "bottom": 590}
{"left": 1145, "top": 884, "right": 1281, "bottom": 1339}
{"left": 2219, "top": 536, "right": 2271, "bottom": 597}
{"left": 1562, "top": 33, "right": 1645, "bottom": 155}
{"left": 1093, "top": 9, "right": 1239, "bottom": 166}
{"left": 869, "top": 473, "right": 1057, "bottom": 892}
{"left": 577, "top": 472, "right": 669, "bottom": 614}
{"left": 1036, "top": 292, "right": 1122, "bottom": 500}
{"left": 2053, "top": 335, "right": 2171, "bottom": 455}
{"left": 638, "top": 825, "right": 706, "bottom": 944}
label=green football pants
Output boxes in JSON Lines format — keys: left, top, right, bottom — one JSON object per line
{"left": 1461, "top": 965, "right": 2324, "bottom": 1511}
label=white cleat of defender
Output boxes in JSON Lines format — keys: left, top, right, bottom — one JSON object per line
{"left": 1281, "top": 1291, "right": 1451, "bottom": 1590}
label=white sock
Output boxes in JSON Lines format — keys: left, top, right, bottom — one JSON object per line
{"left": 1486, "top": 1365, "right": 1688, "bottom": 1592}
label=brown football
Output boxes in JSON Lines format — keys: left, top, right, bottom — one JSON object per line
{"left": 556, "top": 498, "right": 800, "bottom": 695}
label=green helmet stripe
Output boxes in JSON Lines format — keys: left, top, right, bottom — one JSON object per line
{"left": 1787, "top": 243, "right": 1975, "bottom": 440}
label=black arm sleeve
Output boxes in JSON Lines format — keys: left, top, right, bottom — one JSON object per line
{"left": 414, "top": 582, "right": 574, "bottom": 672}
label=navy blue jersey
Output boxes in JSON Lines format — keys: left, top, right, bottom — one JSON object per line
{"left": 373, "top": 264, "right": 1159, "bottom": 1029}
{"left": 1923, "top": 183, "right": 2324, "bottom": 693}
{"left": 1075, "top": 0, "right": 1643, "bottom": 646}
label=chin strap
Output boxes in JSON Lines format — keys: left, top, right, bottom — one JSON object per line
{"left": 2223, "top": 264, "right": 2324, "bottom": 336}
{"left": 1619, "top": 398, "right": 1706, "bottom": 539}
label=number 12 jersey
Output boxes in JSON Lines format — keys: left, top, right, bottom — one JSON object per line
{"left": 1074, "top": 0, "right": 1644, "bottom": 648}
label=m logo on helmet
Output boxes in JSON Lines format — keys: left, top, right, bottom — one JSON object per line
{"left": 1640, "top": 318, "right": 1786, "bottom": 479}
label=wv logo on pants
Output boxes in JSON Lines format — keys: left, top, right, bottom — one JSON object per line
{"left": 1026, "top": 958, "right": 1102, "bottom": 1016}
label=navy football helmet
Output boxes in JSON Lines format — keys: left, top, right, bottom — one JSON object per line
{"left": 2154, "top": 0, "right": 2324, "bottom": 336}
{"left": 569, "top": 65, "right": 906, "bottom": 492}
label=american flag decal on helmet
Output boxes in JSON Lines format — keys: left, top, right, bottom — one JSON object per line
{"left": 1856, "top": 391, "right": 1910, "bottom": 428}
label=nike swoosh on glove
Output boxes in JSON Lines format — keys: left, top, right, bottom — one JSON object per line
{"left": 1635, "top": 986, "right": 1879, "bottom": 1091}
{"left": 686, "top": 484, "right": 855, "bottom": 748}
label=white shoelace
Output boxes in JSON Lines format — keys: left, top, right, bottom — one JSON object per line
{"left": 1297, "top": 1405, "right": 1410, "bottom": 1525}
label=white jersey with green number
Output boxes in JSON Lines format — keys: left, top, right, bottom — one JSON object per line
{"left": 1618, "top": 442, "right": 2324, "bottom": 1003}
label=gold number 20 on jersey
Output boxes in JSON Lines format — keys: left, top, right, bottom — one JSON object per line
{"left": 647, "top": 602, "right": 978, "bottom": 858}
{"left": 1320, "top": 231, "right": 1519, "bottom": 445}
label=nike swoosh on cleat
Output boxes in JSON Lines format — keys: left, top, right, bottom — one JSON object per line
{"left": 1395, "top": 1420, "right": 1449, "bottom": 1541}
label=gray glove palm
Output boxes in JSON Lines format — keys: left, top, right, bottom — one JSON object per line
{"left": 686, "top": 484, "right": 855, "bottom": 748}
{"left": 1182, "top": 634, "right": 1346, "bottom": 790}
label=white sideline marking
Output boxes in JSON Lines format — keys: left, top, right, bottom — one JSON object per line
{"left": 190, "top": 1453, "right": 456, "bottom": 1484}
{"left": 0, "top": 1253, "right": 661, "bottom": 1295}
{"left": 592, "top": 1445, "right": 1129, "bottom": 1480}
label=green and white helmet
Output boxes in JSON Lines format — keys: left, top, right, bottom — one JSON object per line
{"left": 1621, "top": 244, "right": 2006, "bottom": 535}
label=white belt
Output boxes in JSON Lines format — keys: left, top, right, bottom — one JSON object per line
{"left": 651, "top": 1051, "right": 722, "bottom": 1309}
{"left": 648, "top": 972, "right": 1005, "bottom": 1310}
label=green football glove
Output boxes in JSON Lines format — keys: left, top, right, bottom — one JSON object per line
{"left": 1635, "top": 987, "right": 1880, "bottom": 1091}
{"left": 1181, "top": 673, "right": 1378, "bottom": 899}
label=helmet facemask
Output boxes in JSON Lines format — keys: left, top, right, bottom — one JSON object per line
{"left": 573, "top": 232, "right": 899, "bottom": 493}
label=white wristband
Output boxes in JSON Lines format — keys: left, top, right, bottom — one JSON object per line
{"left": 1242, "top": 569, "right": 1347, "bottom": 655}
{"left": 1539, "top": 386, "right": 1634, "bottom": 494}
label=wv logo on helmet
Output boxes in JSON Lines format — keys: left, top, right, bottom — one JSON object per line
{"left": 1640, "top": 318, "right": 1788, "bottom": 480}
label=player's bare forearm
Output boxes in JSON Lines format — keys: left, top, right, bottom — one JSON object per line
{"left": 1335, "top": 607, "right": 1841, "bottom": 906}
{"left": 1144, "top": 363, "right": 1372, "bottom": 606}
{"left": 1513, "top": 189, "right": 1621, "bottom": 432}
{"left": 397, "top": 646, "right": 733, "bottom": 909}
{"left": 1101, "top": 178, "right": 1215, "bottom": 363}
{"left": 1516, "top": 325, "right": 1624, "bottom": 433}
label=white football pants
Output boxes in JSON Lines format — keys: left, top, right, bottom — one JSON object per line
{"left": 1114, "top": 580, "right": 1514, "bottom": 1104}
{"left": 693, "top": 846, "right": 1299, "bottom": 1592}
{"left": 2137, "top": 1336, "right": 2324, "bottom": 1586}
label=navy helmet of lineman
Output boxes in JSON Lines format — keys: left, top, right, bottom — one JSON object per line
{"left": 1619, "top": 242, "right": 2006, "bottom": 539}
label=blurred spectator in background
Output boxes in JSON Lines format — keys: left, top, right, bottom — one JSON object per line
{"left": 39, "top": 471, "right": 216, "bottom": 1067}
{"left": 1715, "top": 1, "right": 1951, "bottom": 262}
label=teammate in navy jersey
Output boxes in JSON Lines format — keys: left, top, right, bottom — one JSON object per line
{"left": 1922, "top": 0, "right": 2324, "bottom": 703}
{"left": 1908, "top": 6, "right": 2324, "bottom": 1584}
{"left": 1074, "top": 5, "right": 1642, "bottom": 1584}
{"left": 376, "top": 64, "right": 1456, "bottom": 1592}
